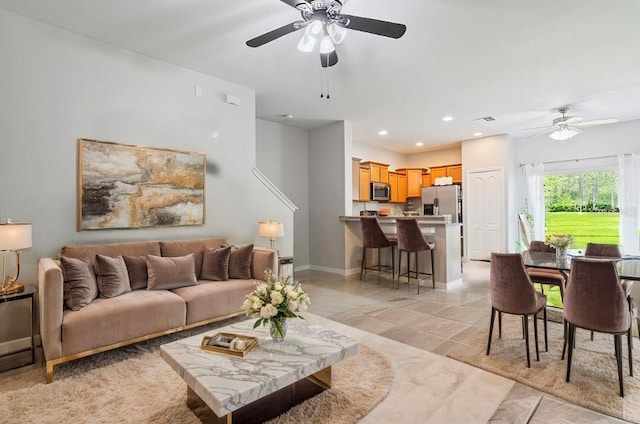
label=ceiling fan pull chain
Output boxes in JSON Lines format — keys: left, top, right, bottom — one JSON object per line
{"left": 326, "top": 70, "right": 330, "bottom": 99}
{"left": 320, "top": 68, "right": 324, "bottom": 98}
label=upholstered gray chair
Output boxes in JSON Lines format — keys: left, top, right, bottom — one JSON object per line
{"left": 360, "top": 217, "right": 397, "bottom": 284}
{"left": 487, "top": 253, "right": 548, "bottom": 368}
{"left": 395, "top": 218, "right": 435, "bottom": 294}
{"left": 527, "top": 241, "right": 566, "bottom": 302}
{"left": 564, "top": 258, "right": 633, "bottom": 397}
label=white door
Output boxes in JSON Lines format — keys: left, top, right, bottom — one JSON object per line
{"left": 467, "top": 168, "right": 505, "bottom": 260}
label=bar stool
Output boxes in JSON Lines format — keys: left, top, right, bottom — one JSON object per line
{"left": 360, "top": 217, "right": 397, "bottom": 284}
{"left": 396, "top": 218, "right": 435, "bottom": 294}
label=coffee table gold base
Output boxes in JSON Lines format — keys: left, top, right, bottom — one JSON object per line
{"left": 187, "top": 366, "right": 332, "bottom": 424}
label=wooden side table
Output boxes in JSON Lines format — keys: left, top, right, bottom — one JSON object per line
{"left": 0, "top": 284, "right": 36, "bottom": 372}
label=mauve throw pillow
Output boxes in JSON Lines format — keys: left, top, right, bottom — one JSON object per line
{"left": 201, "top": 246, "right": 231, "bottom": 281}
{"left": 60, "top": 255, "right": 99, "bottom": 311}
{"left": 228, "top": 244, "right": 253, "bottom": 279}
{"left": 146, "top": 254, "right": 197, "bottom": 290}
{"left": 96, "top": 255, "right": 132, "bottom": 298}
{"left": 123, "top": 255, "right": 149, "bottom": 290}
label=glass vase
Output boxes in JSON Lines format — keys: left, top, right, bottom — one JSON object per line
{"left": 556, "top": 245, "right": 567, "bottom": 261}
{"left": 269, "top": 318, "right": 287, "bottom": 343}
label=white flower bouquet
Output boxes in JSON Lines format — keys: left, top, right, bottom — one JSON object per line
{"left": 243, "top": 269, "right": 310, "bottom": 340}
{"left": 545, "top": 234, "right": 574, "bottom": 249}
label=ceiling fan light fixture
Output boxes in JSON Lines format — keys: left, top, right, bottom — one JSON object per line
{"left": 309, "top": 20, "right": 323, "bottom": 37}
{"left": 297, "top": 28, "right": 317, "bottom": 52}
{"left": 319, "top": 35, "right": 335, "bottom": 54}
{"left": 327, "top": 22, "right": 347, "bottom": 44}
{"left": 550, "top": 127, "right": 579, "bottom": 141}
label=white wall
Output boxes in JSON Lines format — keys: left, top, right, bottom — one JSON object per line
{"left": 352, "top": 142, "right": 408, "bottom": 171}
{"left": 0, "top": 10, "right": 292, "bottom": 283}
{"left": 408, "top": 145, "right": 462, "bottom": 168}
{"left": 256, "top": 119, "right": 309, "bottom": 268}
{"left": 308, "top": 121, "right": 350, "bottom": 273}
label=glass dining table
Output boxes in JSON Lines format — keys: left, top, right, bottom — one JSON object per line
{"left": 521, "top": 250, "right": 640, "bottom": 281}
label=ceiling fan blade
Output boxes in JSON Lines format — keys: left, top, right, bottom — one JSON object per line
{"left": 574, "top": 118, "right": 618, "bottom": 127}
{"left": 522, "top": 125, "right": 554, "bottom": 131}
{"left": 280, "top": 0, "right": 313, "bottom": 12}
{"left": 527, "top": 127, "right": 557, "bottom": 138}
{"left": 340, "top": 14, "right": 407, "bottom": 39}
{"left": 563, "top": 116, "right": 583, "bottom": 124}
{"left": 320, "top": 50, "right": 338, "bottom": 67}
{"left": 246, "top": 21, "right": 303, "bottom": 48}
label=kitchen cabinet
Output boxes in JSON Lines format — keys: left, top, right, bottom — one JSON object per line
{"left": 446, "top": 164, "right": 463, "bottom": 183}
{"left": 389, "top": 172, "right": 405, "bottom": 203}
{"left": 361, "top": 161, "right": 389, "bottom": 183}
{"left": 352, "top": 157, "right": 361, "bottom": 201}
{"left": 429, "top": 164, "right": 462, "bottom": 184}
{"left": 421, "top": 173, "right": 431, "bottom": 188}
{"left": 388, "top": 172, "right": 397, "bottom": 203}
{"left": 429, "top": 167, "right": 447, "bottom": 180}
{"left": 359, "top": 167, "right": 371, "bottom": 202}
{"left": 398, "top": 174, "right": 407, "bottom": 203}
{"left": 396, "top": 168, "right": 428, "bottom": 198}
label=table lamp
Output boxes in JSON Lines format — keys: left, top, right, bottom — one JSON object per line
{"left": 258, "top": 221, "right": 284, "bottom": 250}
{"left": 0, "top": 220, "right": 32, "bottom": 295}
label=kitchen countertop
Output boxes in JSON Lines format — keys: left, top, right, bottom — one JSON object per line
{"left": 339, "top": 215, "right": 462, "bottom": 226}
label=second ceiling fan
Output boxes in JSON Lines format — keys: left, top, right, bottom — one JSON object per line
{"left": 246, "top": 0, "right": 407, "bottom": 67}
{"left": 523, "top": 107, "right": 618, "bottom": 140}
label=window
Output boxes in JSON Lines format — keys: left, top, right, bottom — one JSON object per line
{"left": 544, "top": 169, "right": 619, "bottom": 249}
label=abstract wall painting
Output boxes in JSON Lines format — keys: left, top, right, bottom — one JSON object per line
{"left": 78, "top": 138, "right": 205, "bottom": 230}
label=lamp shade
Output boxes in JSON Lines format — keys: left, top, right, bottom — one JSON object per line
{"left": 0, "top": 222, "right": 32, "bottom": 251}
{"left": 258, "top": 221, "right": 284, "bottom": 238}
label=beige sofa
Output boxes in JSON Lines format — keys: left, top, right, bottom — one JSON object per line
{"left": 38, "top": 237, "right": 277, "bottom": 382}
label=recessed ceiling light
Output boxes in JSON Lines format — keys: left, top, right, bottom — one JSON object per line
{"left": 378, "top": 130, "right": 388, "bottom": 135}
{"left": 416, "top": 142, "right": 424, "bottom": 147}
{"left": 473, "top": 132, "right": 483, "bottom": 137}
{"left": 442, "top": 116, "right": 453, "bottom": 122}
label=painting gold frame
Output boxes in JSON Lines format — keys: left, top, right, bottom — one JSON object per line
{"left": 77, "top": 138, "right": 206, "bottom": 231}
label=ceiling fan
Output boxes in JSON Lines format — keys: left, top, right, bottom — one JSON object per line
{"left": 523, "top": 107, "right": 618, "bottom": 140}
{"left": 246, "top": 0, "right": 407, "bottom": 68}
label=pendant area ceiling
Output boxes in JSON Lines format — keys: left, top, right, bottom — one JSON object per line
{"left": 1, "top": 0, "right": 640, "bottom": 154}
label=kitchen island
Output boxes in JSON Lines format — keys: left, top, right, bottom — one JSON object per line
{"left": 340, "top": 216, "right": 462, "bottom": 289}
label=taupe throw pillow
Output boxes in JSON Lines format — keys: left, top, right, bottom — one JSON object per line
{"left": 228, "top": 244, "right": 253, "bottom": 279}
{"left": 123, "top": 255, "right": 149, "bottom": 290}
{"left": 146, "top": 254, "right": 197, "bottom": 290}
{"left": 60, "top": 255, "right": 98, "bottom": 311}
{"left": 201, "top": 246, "right": 231, "bottom": 281}
{"left": 96, "top": 255, "right": 132, "bottom": 298}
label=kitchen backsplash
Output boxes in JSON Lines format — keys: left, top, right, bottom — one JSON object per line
{"left": 352, "top": 201, "right": 405, "bottom": 216}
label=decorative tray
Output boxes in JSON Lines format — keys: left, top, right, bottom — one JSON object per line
{"left": 201, "top": 332, "right": 258, "bottom": 357}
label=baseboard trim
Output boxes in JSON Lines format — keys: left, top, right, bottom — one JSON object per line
{"left": 308, "top": 265, "right": 350, "bottom": 276}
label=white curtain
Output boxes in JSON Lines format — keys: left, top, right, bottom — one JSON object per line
{"left": 618, "top": 154, "right": 640, "bottom": 255}
{"left": 523, "top": 163, "right": 546, "bottom": 241}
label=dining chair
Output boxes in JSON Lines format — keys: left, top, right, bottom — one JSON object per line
{"left": 360, "top": 217, "right": 397, "bottom": 284}
{"left": 584, "top": 243, "right": 622, "bottom": 258}
{"left": 395, "top": 218, "right": 435, "bottom": 294}
{"left": 487, "top": 253, "right": 548, "bottom": 368}
{"left": 527, "top": 241, "right": 566, "bottom": 302}
{"left": 563, "top": 258, "right": 633, "bottom": 397}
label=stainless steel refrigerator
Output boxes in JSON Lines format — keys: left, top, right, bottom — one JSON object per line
{"left": 422, "top": 185, "right": 462, "bottom": 223}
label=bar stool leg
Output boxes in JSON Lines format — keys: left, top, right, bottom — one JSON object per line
{"left": 430, "top": 249, "right": 435, "bottom": 289}
{"left": 360, "top": 246, "right": 366, "bottom": 280}
{"left": 415, "top": 252, "right": 420, "bottom": 294}
{"left": 377, "top": 248, "right": 382, "bottom": 286}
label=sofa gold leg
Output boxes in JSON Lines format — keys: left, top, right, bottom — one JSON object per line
{"left": 46, "top": 362, "right": 54, "bottom": 383}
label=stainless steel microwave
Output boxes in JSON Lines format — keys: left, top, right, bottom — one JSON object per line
{"left": 370, "top": 182, "right": 391, "bottom": 202}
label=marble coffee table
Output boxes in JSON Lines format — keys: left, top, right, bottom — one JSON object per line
{"left": 160, "top": 318, "right": 359, "bottom": 424}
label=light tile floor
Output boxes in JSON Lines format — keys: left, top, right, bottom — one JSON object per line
{"left": 299, "top": 261, "right": 628, "bottom": 423}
